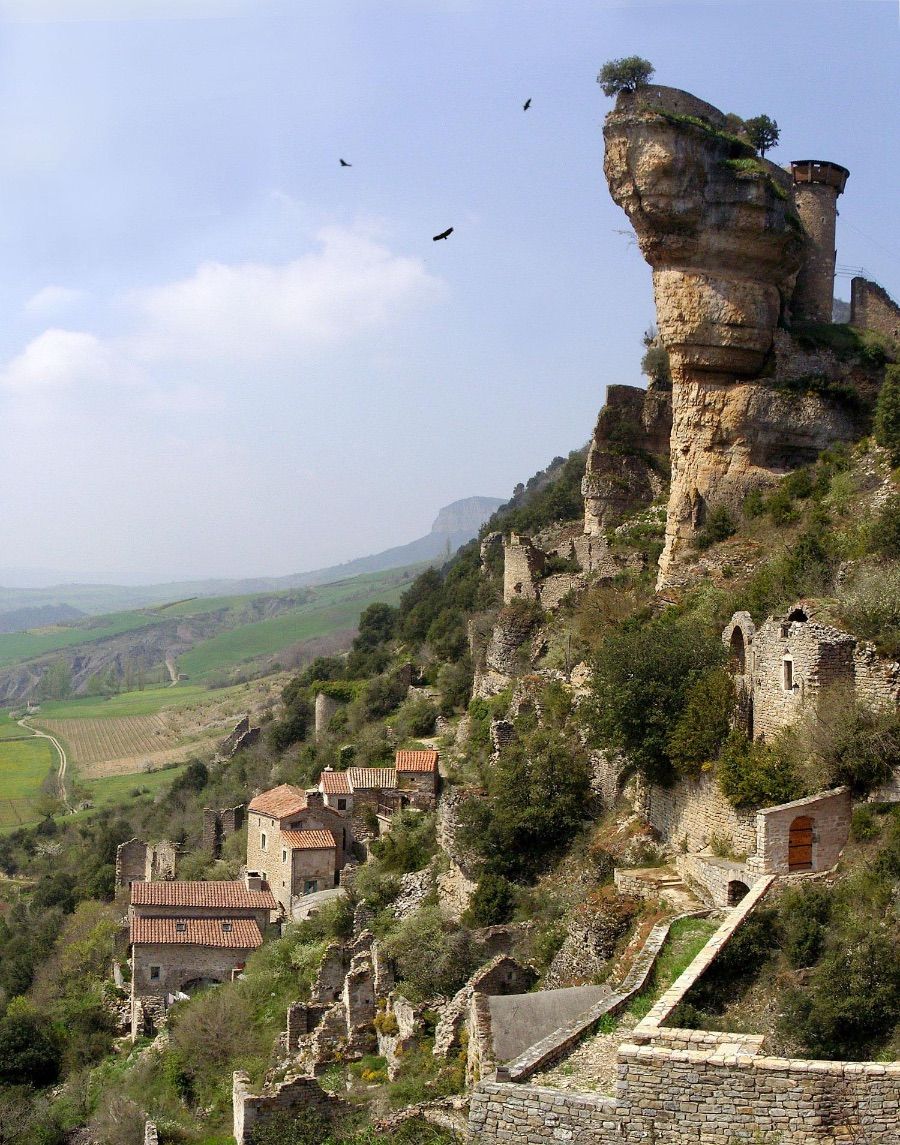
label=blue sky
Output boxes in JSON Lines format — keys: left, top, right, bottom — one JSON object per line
{"left": 0, "top": 0, "right": 896, "bottom": 583}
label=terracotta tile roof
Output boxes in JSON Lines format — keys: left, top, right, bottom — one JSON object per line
{"left": 347, "top": 767, "right": 397, "bottom": 791}
{"left": 281, "top": 829, "right": 337, "bottom": 851}
{"left": 130, "top": 881, "right": 277, "bottom": 910}
{"left": 319, "top": 769, "right": 352, "bottom": 794}
{"left": 130, "top": 916, "right": 263, "bottom": 949}
{"left": 248, "top": 784, "right": 307, "bottom": 818}
{"left": 395, "top": 749, "right": 439, "bottom": 772}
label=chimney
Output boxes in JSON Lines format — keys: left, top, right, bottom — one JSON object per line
{"left": 244, "top": 870, "right": 263, "bottom": 892}
{"left": 305, "top": 791, "right": 325, "bottom": 810}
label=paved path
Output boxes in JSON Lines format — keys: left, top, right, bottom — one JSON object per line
{"left": 18, "top": 717, "right": 72, "bottom": 813}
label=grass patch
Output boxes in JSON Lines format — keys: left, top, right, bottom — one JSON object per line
{"left": 81, "top": 764, "right": 188, "bottom": 810}
{"left": 627, "top": 917, "right": 718, "bottom": 1019}
{"left": 0, "top": 735, "right": 56, "bottom": 829}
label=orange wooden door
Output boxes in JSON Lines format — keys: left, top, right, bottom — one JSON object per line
{"left": 789, "top": 815, "right": 814, "bottom": 871}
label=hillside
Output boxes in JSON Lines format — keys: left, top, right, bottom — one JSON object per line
{"left": 0, "top": 77, "right": 898, "bottom": 1145}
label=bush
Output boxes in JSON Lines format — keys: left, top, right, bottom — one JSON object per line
{"left": 837, "top": 562, "right": 900, "bottom": 658}
{"left": 871, "top": 494, "right": 900, "bottom": 558}
{"left": 596, "top": 56, "right": 654, "bottom": 96}
{"left": 875, "top": 363, "right": 900, "bottom": 465}
{"left": 667, "top": 668, "right": 735, "bottom": 776}
{"left": 463, "top": 872, "right": 515, "bottom": 927}
{"left": 717, "top": 731, "right": 802, "bottom": 809}
{"left": 693, "top": 506, "right": 737, "bottom": 551}
{"left": 437, "top": 656, "right": 472, "bottom": 715}
{"left": 381, "top": 906, "right": 478, "bottom": 1001}
{"left": 812, "top": 697, "right": 900, "bottom": 794}
{"left": 588, "top": 613, "right": 724, "bottom": 784}
{"left": 0, "top": 999, "right": 61, "bottom": 1086}
{"left": 370, "top": 810, "right": 437, "bottom": 874}
{"left": 779, "top": 884, "right": 831, "bottom": 969}
{"left": 363, "top": 671, "right": 409, "bottom": 720}
{"left": 392, "top": 696, "right": 437, "bottom": 739}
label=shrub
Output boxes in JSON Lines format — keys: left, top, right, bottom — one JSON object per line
{"left": 837, "top": 562, "right": 900, "bottom": 658}
{"left": 717, "top": 731, "right": 803, "bottom": 809}
{"left": 850, "top": 804, "right": 880, "bottom": 843}
{"left": 463, "top": 872, "right": 515, "bottom": 927}
{"left": 381, "top": 906, "right": 478, "bottom": 1001}
{"left": 363, "top": 671, "right": 409, "bottom": 720}
{"left": 392, "top": 696, "right": 437, "bottom": 740}
{"left": 0, "top": 999, "right": 61, "bottom": 1086}
{"left": 875, "top": 363, "right": 900, "bottom": 465}
{"left": 667, "top": 668, "right": 735, "bottom": 776}
{"left": 437, "top": 656, "right": 472, "bottom": 715}
{"left": 596, "top": 56, "right": 654, "bottom": 96}
{"left": 811, "top": 697, "right": 900, "bottom": 794}
{"left": 370, "top": 810, "right": 437, "bottom": 874}
{"left": 871, "top": 494, "right": 900, "bottom": 558}
{"left": 693, "top": 506, "right": 737, "bottom": 550}
{"left": 588, "top": 613, "right": 724, "bottom": 784}
{"left": 779, "top": 884, "right": 831, "bottom": 969}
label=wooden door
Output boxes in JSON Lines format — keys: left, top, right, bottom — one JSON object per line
{"left": 788, "top": 815, "right": 814, "bottom": 871}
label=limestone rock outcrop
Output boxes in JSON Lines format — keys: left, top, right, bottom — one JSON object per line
{"left": 601, "top": 85, "right": 862, "bottom": 586}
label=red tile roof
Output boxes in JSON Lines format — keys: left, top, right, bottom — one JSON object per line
{"left": 319, "top": 769, "right": 352, "bottom": 794}
{"left": 348, "top": 767, "right": 397, "bottom": 790}
{"left": 248, "top": 784, "right": 307, "bottom": 818}
{"left": 130, "top": 916, "right": 263, "bottom": 949}
{"left": 281, "top": 829, "right": 337, "bottom": 851}
{"left": 130, "top": 881, "right": 276, "bottom": 910}
{"left": 395, "top": 749, "right": 439, "bottom": 772}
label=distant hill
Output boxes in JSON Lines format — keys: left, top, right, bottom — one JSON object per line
{"left": 0, "top": 603, "right": 84, "bottom": 634}
{"left": 0, "top": 495, "right": 504, "bottom": 619}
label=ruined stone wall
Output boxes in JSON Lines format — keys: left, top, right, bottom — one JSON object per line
{"left": 643, "top": 773, "right": 757, "bottom": 854}
{"left": 502, "top": 535, "right": 545, "bottom": 603}
{"left": 202, "top": 805, "right": 245, "bottom": 859}
{"left": 233, "top": 1071, "right": 350, "bottom": 1145}
{"left": 749, "top": 787, "right": 851, "bottom": 875}
{"left": 315, "top": 692, "right": 342, "bottom": 741}
{"left": 116, "top": 839, "right": 148, "bottom": 889}
{"left": 851, "top": 276, "right": 900, "bottom": 345}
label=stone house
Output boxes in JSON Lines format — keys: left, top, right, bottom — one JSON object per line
{"left": 115, "top": 838, "right": 177, "bottom": 889}
{"left": 395, "top": 748, "right": 440, "bottom": 799}
{"left": 723, "top": 603, "right": 899, "bottom": 743}
{"left": 129, "top": 872, "right": 276, "bottom": 1038}
{"left": 246, "top": 784, "right": 351, "bottom": 915}
{"left": 318, "top": 767, "right": 353, "bottom": 812}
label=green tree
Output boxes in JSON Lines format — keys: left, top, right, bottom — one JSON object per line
{"left": 743, "top": 114, "right": 780, "bottom": 156}
{"left": 667, "top": 668, "right": 735, "bottom": 776}
{"left": 464, "top": 872, "right": 515, "bottom": 927}
{"left": 0, "top": 999, "right": 61, "bottom": 1086}
{"left": 875, "top": 364, "right": 900, "bottom": 465}
{"left": 587, "top": 614, "right": 723, "bottom": 784}
{"left": 596, "top": 56, "right": 655, "bottom": 96}
{"left": 717, "top": 731, "right": 802, "bottom": 809}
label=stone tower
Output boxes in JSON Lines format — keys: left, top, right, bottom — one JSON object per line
{"left": 790, "top": 160, "right": 849, "bottom": 324}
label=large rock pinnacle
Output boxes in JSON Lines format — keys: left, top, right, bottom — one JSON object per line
{"left": 603, "top": 86, "right": 807, "bottom": 585}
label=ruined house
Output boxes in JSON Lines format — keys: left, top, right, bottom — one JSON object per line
{"left": 723, "top": 603, "right": 899, "bottom": 742}
{"left": 115, "top": 838, "right": 177, "bottom": 890}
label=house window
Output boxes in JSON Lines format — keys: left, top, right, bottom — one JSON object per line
{"left": 175, "top": 921, "right": 187, "bottom": 933}
{"left": 304, "top": 880, "right": 318, "bottom": 894}
{"left": 149, "top": 966, "right": 161, "bottom": 981}
{"left": 282, "top": 849, "right": 287, "bottom": 863}
{"left": 338, "top": 798, "right": 347, "bottom": 811}
{"left": 783, "top": 658, "right": 794, "bottom": 691}
{"left": 261, "top": 832, "right": 267, "bottom": 851}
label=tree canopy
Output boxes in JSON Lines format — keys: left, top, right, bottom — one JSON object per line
{"left": 597, "top": 56, "right": 654, "bottom": 97}
{"left": 744, "top": 114, "right": 780, "bottom": 156}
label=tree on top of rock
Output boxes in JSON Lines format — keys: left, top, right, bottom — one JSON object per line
{"left": 744, "top": 114, "right": 780, "bottom": 156}
{"left": 597, "top": 56, "right": 654, "bottom": 97}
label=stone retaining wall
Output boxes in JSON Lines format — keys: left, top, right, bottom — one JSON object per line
{"left": 469, "top": 1080, "right": 624, "bottom": 1145}
{"left": 642, "top": 773, "right": 757, "bottom": 853}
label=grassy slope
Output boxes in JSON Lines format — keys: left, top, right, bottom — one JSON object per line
{"left": 176, "top": 570, "right": 416, "bottom": 681}
{"left": 0, "top": 735, "right": 56, "bottom": 829}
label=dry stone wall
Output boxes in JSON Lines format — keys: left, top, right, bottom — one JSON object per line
{"left": 851, "top": 275, "right": 900, "bottom": 345}
{"left": 641, "top": 773, "right": 757, "bottom": 854}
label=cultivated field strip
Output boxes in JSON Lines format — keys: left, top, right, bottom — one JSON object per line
{"left": 34, "top": 715, "right": 221, "bottom": 778}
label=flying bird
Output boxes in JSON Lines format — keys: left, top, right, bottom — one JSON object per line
{"left": 339, "top": 158, "right": 351, "bottom": 167}
{"left": 432, "top": 227, "right": 453, "bottom": 241}
{"left": 523, "top": 98, "right": 531, "bottom": 111}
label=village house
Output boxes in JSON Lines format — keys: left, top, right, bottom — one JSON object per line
{"left": 129, "top": 872, "right": 277, "bottom": 1038}
{"left": 395, "top": 748, "right": 440, "bottom": 800}
{"left": 246, "top": 784, "right": 351, "bottom": 916}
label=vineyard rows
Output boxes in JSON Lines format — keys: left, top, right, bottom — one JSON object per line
{"left": 35, "top": 716, "right": 218, "bottom": 778}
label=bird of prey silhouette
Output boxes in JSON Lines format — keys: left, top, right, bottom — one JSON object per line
{"left": 523, "top": 98, "right": 531, "bottom": 111}
{"left": 432, "top": 227, "right": 453, "bottom": 241}
{"left": 339, "top": 158, "right": 351, "bottom": 167}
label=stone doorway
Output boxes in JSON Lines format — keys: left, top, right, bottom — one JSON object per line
{"left": 727, "top": 880, "right": 750, "bottom": 906}
{"left": 788, "top": 815, "right": 814, "bottom": 871}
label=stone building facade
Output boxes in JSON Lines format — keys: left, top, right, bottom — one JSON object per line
{"left": 246, "top": 785, "right": 350, "bottom": 916}
{"left": 115, "top": 838, "right": 177, "bottom": 889}
{"left": 723, "top": 603, "right": 900, "bottom": 743}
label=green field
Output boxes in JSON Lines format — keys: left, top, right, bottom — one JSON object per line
{"left": 34, "top": 682, "right": 242, "bottom": 720}
{"left": 176, "top": 570, "right": 416, "bottom": 681}
{"left": 81, "top": 764, "right": 188, "bottom": 811}
{"left": 0, "top": 735, "right": 56, "bottom": 829}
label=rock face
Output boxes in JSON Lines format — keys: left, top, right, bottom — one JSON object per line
{"left": 582, "top": 383, "right": 671, "bottom": 535}
{"left": 602, "top": 85, "right": 859, "bottom": 586}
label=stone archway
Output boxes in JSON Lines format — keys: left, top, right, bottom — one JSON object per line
{"left": 727, "top": 880, "right": 750, "bottom": 906}
{"left": 788, "top": 816, "right": 814, "bottom": 872}
{"left": 729, "top": 627, "right": 746, "bottom": 673}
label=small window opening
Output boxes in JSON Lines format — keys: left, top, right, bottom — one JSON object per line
{"left": 338, "top": 798, "right": 347, "bottom": 811}
{"left": 282, "top": 849, "right": 287, "bottom": 863}
{"left": 783, "top": 658, "right": 794, "bottom": 691}
{"left": 222, "top": 921, "right": 232, "bottom": 933}
{"left": 174, "top": 921, "right": 187, "bottom": 934}
{"left": 149, "top": 965, "right": 161, "bottom": 980}
{"left": 260, "top": 832, "right": 267, "bottom": 851}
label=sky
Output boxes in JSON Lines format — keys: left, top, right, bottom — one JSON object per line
{"left": 0, "top": 0, "right": 896, "bottom": 584}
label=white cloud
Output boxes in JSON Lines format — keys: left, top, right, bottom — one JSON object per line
{"left": 130, "top": 226, "right": 444, "bottom": 365}
{"left": 0, "top": 328, "right": 114, "bottom": 393}
{"left": 24, "top": 285, "right": 85, "bottom": 315}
